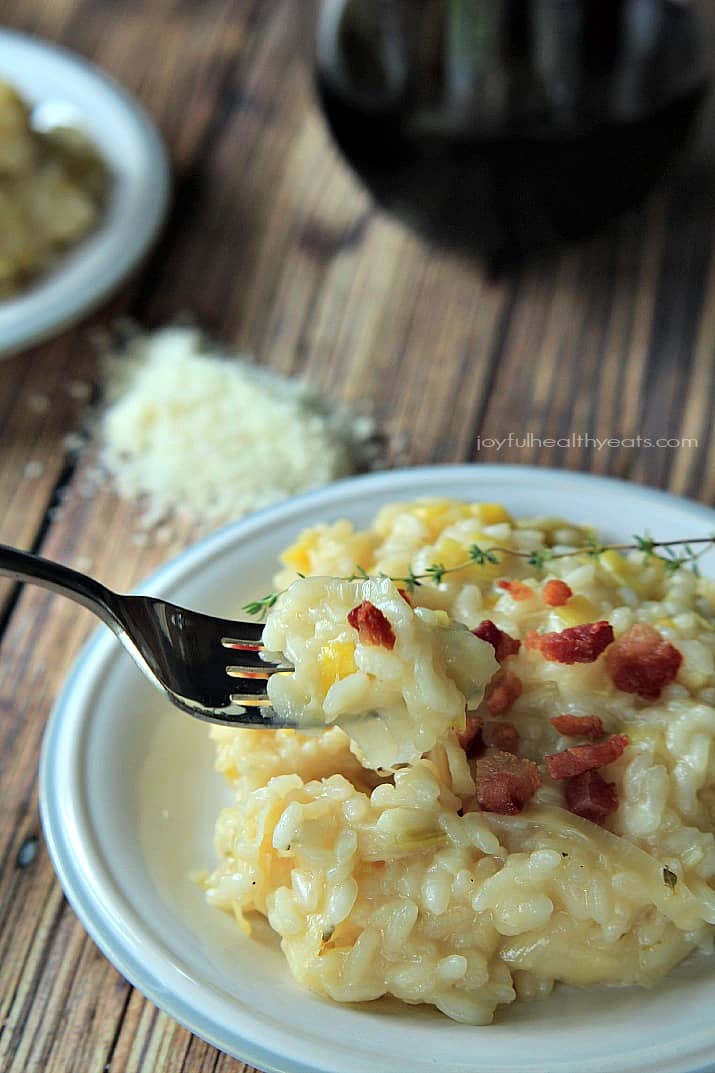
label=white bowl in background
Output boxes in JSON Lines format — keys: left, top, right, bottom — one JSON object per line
{"left": 0, "top": 28, "right": 169, "bottom": 357}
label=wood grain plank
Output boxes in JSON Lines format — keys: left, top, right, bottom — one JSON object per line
{"left": 0, "top": 491, "right": 259, "bottom": 1073}
{"left": 669, "top": 241, "right": 715, "bottom": 502}
{"left": 472, "top": 172, "right": 714, "bottom": 500}
{"left": 0, "top": 336, "right": 100, "bottom": 614}
{"left": 0, "top": 0, "right": 79, "bottom": 37}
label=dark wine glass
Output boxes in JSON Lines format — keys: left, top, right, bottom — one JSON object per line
{"left": 312, "top": 0, "right": 710, "bottom": 272}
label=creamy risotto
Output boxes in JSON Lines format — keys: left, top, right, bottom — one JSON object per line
{"left": 202, "top": 499, "right": 715, "bottom": 1024}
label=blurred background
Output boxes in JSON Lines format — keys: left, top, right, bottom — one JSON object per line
{"left": 2, "top": 0, "right": 713, "bottom": 491}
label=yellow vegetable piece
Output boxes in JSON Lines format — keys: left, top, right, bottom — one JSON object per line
{"left": 318, "top": 641, "right": 357, "bottom": 692}
{"left": 434, "top": 536, "right": 470, "bottom": 570}
{"left": 281, "top": 532, "right": 318, "bottom": 574}
{"left": 599, "top": 550, "right": 632, "bottom": 583}
{"left": 473, "top": 503, "right": 512, "bottom": 526}
{"left": 432, "top": 534, "right": 502, "bottom": 581}
{"left": 554, "top": 595, "right": 599, "bottom": 626}
{"left": 411, "top": 500, "right": 482, "bottom": 542}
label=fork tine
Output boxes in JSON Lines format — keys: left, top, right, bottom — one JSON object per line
{"left": 230, "top": 692, "right": 275, "bottom": 708}
{"left": 222, "top": 638, "right": 264, "bottom": 651}
{"left": 221, "top": 621, "right": 265, "bottom": 650}
{"left": 222, "top": 645, "right": 291, "bottom": 670}
{"left": 226, "top": 664, "right": 292, "bottom": 679}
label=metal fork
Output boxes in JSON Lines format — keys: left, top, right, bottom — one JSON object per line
{"left": 0, "top": 544, "right": 296, "bottom": 727}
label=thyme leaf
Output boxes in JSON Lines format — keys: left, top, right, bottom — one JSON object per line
{"left": 469, "top": 543, "right": 500, "bottom": 565}
{"left": 242, "top": 593, "right": 280, "bottom": 619}
{"left": 425, "top": 562, "right": 448, "bottom": 585}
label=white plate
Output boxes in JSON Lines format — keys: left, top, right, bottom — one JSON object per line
{"left": 0, "top": 29, "right": 169, "bottom": 357}
{"left": 39, "top": 465, "right": 715, "bottom": 1073}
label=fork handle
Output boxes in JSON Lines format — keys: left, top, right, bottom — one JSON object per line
{"left": 0, "top": 544, "right": 121, "bottom": 630}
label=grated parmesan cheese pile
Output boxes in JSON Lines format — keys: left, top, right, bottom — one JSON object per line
{"left": 99, "top": 327, "right": 382, "bottom": 527}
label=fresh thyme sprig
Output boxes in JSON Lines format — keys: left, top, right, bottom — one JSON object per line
{"left": 243, "top": 534, "right": 715, "bottom": 618}
{"left": 243, "top": 593, "right": 282, "bottom": 617}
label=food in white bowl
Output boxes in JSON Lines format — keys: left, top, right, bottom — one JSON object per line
{"left": 0, "top": 80, "right": 107, "bottom": 297}
{"left": 202, "top": 498, "right": 715, "bottom": 1025}
{"left": 0, "top": 28, "right": 169, "bottom": 357}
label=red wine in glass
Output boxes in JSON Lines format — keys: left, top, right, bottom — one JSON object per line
{"left": 314, "top": 0, "right": 709, "bottom": 272}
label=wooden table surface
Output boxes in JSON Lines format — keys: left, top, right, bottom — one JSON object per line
{"left": 0, "top": 2, "right": 714, "bottom": 1071}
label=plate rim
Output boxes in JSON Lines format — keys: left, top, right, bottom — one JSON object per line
{"left": 0, "top": 26, "right": 170, "bottom": 357}
{"left": 38, "top": 464, "right": 715, "bottom": 1073}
